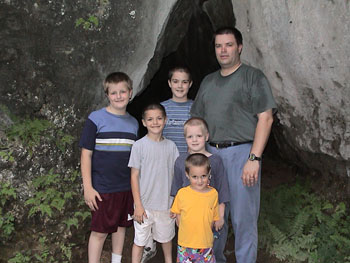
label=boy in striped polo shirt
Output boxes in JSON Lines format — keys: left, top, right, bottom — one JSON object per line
{"left": 161, "top": 66, "right": 193, "bottom": 154}
{"left": 79, "top": 72, "right": 139, "bottom": 263}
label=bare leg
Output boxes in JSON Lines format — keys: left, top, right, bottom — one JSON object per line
{"left": 132, "top": 244, "right": 144, "bottom": 263}
{"left": 161, "top": 241, "right": 173, "bottom": 263}
{"left": 88, "top": 231, "right": 108, "bottom": 263}
{"left": 111, "top": 227, "right": 126, "bottom": 255}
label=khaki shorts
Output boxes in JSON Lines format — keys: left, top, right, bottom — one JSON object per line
{"left": 133, "top": 209, "right": 175, "bottom": 246}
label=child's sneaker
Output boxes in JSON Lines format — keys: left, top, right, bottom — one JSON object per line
{"left": 141, "top": 243, "right": 157, "bottom": 263}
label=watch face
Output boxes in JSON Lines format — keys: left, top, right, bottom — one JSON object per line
{"left": 248, "top": 153, "right": 261, "bottom": 161}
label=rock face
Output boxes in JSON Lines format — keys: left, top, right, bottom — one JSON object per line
{"left": 0, "top": 0, "right": 348, "bottom": 201}
{"left": 1, "top": 0, "right": 350, "bottom": 261}
{"left": 0, "top": 0, "right": 182, "bottom": 117}
{"left": 232, "top": 0, "right": 350, "bottom": 185}
{"left": 0, "top": 1, "right": 236, "bottom": 261}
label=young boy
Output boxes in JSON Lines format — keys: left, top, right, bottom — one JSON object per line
{"left": 141, "top": 66, "right": 193, "bottom": 262}
{"left": 161, "top": 66, "right": 193, "bottom": 154}
{"left": 128, "top": 103, "right": 179, "bottom": 263}
{"left": 170, "top": 117, "right": 229, "bottom": 263}
{"left": 79, "top": 72, "right": 139, "bottom": 263}
{"left": 171, "top": 153, "right": 219, "bottom": 262}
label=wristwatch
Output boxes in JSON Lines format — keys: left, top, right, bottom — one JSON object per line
{"left": 248, "top": 153, "right": 261, "bottom": 161}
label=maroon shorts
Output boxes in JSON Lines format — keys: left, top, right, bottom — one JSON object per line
{"left": 90, "top": 190, "right": 134, "bottom": 233}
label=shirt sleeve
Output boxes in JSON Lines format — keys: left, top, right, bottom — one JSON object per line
{"left": 190, "top": 81, "right": 206, "bottom": 118}
{"left": 171, "top": 158, "right": 184, "bottom": 197}
{"left": 128, "top": 141, "right": 141, "bottom": 169}
{"left": 170, "top": 191, "right": 181, "bottom": 214}
{"left": 79, "top": 118, "right": 97, "bottom": 150}
{"left": 174, "top": 144, "right": 180, "bottom": 159}
{"left": 213, "top": 191, "right": 220, "bottom": 221}
{"left": 211, "top": 155, "right": 230, "bottom": 204}
{"left": 251, "top": 70, "right": 277, "bottom": 115}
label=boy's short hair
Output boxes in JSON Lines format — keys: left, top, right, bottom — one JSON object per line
{"left": 103, "top": 72, "right": 133, "bottom": 94}
{"left": 184, "top": 117, "right": 209, "bottom": 136}
{"left": 142, "top": 103, "right": 167, "bottom": 119}
{"left": 168, "top": 66, "right": 192, "bottom": 82}
{"left": 214, "top": 26, "right": 243, "bottom": 46}
{"left": 185, "top": 153, "right": 211, "bottom": 174}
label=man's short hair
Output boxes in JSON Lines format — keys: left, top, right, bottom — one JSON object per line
{"left": 142, "top": 103, "right": 166, "bottom": 120}
{"left": 185, "top": 153, "right": 211, "bottom": 174}
{"left": 103, "top": 72, "right": 132, "bottom": 94}
{"left": 168, "top": 66, "right": 192, "bottom": 82}
{"left": 214, "top": 26, "right": 243, "bottom": 46}
{"left": 184, "top": 117, "right": 209, "bottom": 136}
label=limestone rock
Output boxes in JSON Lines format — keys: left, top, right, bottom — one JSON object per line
{"left": 232, "top": 0, "right": 350, "bottom": 180}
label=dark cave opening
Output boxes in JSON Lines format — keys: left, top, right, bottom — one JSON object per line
{"left": 127, "top": 0, "right": 281, "bottom": 161}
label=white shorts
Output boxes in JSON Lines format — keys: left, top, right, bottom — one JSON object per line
{"left": 133, "top": 209, "right": 175, "bottom": 246}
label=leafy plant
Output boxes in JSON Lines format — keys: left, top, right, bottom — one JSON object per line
{"left": 2, "top": 113, "right": 89, "bottom": 262}
{"left": 55, "top": 130, "right": 74, "bottom": 152}
{"left": 6, "top": 118, "right": 52, "bottom": 154}
{"left": 33, "top": 237, "right": 55, "bottom": 262}
{"left": 0, "top": 181, "right": 17, "bottom": 242}
{"left": 0, "top": 149, "right": 14, "bottom": 162}
{"left": 25, "top": 169, "right": 73, "bottom": 218}
{"left": 259, "top": 182, "right": 350, "bottom": 263}
{"left": 75, "top": 15, "right": 99, "bottom": 30}
{"left": 8, "top": 252, "right": 31, "bottom": 263}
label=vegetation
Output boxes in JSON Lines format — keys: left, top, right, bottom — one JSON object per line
{"left": 75, "top": 15, "right": 99, "bottom": 30}
{"left": 259, "top": 181, "right": 350, "bottom": 263}
{"left": 0, "top": 115, "right": 90, "bottom": 262}
{"left": 2, "top": 113, "right": 350, "bottom": 262}
{"left": 0, "top": 182, "right": 16, "bottom": 241}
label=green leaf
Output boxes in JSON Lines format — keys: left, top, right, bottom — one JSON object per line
{"left": 88, "top": 15, "right": 99, "bottom": 27}
{"left": 75, "top": 18, "right": 85, "bottom": 27}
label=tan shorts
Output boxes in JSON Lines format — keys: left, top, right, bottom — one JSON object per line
{"left": 133, "top": 209, "right": 175, "bottom": 246}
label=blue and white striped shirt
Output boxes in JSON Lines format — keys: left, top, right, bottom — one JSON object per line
{"left": 161, "top": 99, "right": 193, "bottom": 154}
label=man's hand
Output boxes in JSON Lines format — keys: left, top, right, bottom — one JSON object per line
{"left": 133, "top": 205, "right": 147, "bottom": 224}
{"left": 242, "top": 160, "right": 260, "bottom": 187}
{"left": 84, "top": 187, "right": 102, "bottom": 211}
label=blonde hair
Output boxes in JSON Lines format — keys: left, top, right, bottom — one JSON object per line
{"left": 184, "top": 117, "right": 209, "bottom": 136}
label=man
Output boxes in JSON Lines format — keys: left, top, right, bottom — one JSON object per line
{"left": 191, "top": 27, "right": 277, "bottom": 263}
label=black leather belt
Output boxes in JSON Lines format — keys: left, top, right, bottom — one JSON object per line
{"left": 208, "top": 141, "right": 253, "bottom": 149}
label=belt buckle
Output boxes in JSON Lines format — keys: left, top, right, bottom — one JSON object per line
{"left": 215, "top": 143, "right": 219, "bottom": 149}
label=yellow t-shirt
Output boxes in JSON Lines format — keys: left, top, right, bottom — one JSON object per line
{"left": 171, "top": 186, "right": 219, "bottom": 249}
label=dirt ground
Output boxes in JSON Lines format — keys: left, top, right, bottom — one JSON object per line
{"left": 92, "top": 154, "right": 296, "bottom": 263}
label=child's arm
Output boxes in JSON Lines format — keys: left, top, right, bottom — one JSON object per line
{"left": 170, "top": 191, "right": 181, "bottom": 226}
{"left": 214, "top": 202, "right": 225, "bottom": 231}
{"left": 130, "top": 167, "right": 147, "bottom": 224}
{"left": 175, "top": 214, "right": 181, "bottom": 227}
{"left": 80, "top": 148, "right": 102, "bottom": 211}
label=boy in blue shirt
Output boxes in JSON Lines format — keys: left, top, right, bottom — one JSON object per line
{"left": 79, "top": 72, "right": 139, "bottom": 263}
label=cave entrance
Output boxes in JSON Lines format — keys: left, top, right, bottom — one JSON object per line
{"left": 128, "top": 0, "right": 233, "bottom": 135}
{"left": 127, "top": 0, "right": 280, "bottom": 161}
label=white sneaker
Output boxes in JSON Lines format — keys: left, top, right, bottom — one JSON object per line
{"left": 141, "top": 243, "right": 157, "bottom": 263}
